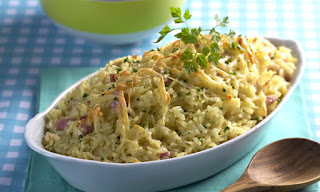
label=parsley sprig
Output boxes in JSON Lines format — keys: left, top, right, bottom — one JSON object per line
{"left": 155, "top": 7, "right": 243, "bottom": 73}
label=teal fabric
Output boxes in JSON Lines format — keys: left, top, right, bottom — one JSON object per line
{"left": 25, "top": 68, "right": 319, "bottom": 192}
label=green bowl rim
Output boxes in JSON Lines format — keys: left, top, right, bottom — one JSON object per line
{"left": 40, "top": 0, "right": 185, "bottom": 34}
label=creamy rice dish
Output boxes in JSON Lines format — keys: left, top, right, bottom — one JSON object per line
{"left": 43, "top": 36, "right": 296, "bottom": 163}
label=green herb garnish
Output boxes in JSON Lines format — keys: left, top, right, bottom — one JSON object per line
{"left": 222, "top": 88, "right": 226, "bottom": 92}
{"left": 277, "top": 99, "right": 281, "bottom": 103}
{"left": 78, "top": 134, "right": 83, "bottom": 140}
{"left": 231, "top": 83, "right": 235, "bottom": 89}
{"left": 155, "top": 7, "right": 243, "bottom": 73}
{"left": 224, "top": 126, "right": 230, "bottom": 132}
{"left": 177, "top": 92, "right": 183, "bottom": 97}
{"left": 123, "top": 57, "right": 130, "bottom": 63}
{"left": 132, "top": 68, "right": 138, "bottom": 72}
{"left": 83, "top": 93, "right": 89, "bottom": 98}
{"left": 100, "top": 157, "right": 104, "bottom": 161}
{"left": 116, "top": 67, "right": 122, "bottom": 74}
{"left": 108, "top": 84, "right": 115, "bottom": 90}
{"left": 172, "top": 48, "right": 179, "bottom": 53}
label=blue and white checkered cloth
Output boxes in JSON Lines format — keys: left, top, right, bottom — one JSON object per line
{"left": 0, "top": 0, "right": 319, "bottom": 191}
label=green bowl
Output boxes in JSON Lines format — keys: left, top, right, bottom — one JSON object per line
{"left": 40, "top": 0, "right": 185, "bottom": 44}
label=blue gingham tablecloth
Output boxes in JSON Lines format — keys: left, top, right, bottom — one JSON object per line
{"left": 0, "top": 0, "right": 319, "bottom": 191}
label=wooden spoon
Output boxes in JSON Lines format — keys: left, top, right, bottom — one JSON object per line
{"left": 222, "top": 138, "right": 320, "bottom": 192}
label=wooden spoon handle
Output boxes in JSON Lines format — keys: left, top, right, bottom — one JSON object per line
{"left": 221, "top": 173, "right": 271, "bottom": 192}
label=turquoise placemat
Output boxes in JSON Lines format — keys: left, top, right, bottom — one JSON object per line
{"left": 25, "top": 68, "right": 318, "bottom": 192}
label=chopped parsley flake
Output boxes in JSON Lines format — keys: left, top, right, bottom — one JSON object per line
{"left": 219, "top": 107, "right": 223, "bottom": 110}
{"left": 123, "top": 57, "right": 130, "bottom": 63}
{"left": 101, "top": 157, "right": 104, "bottom": 161}
{"left": 230, "top": 72, "right": 237, "bottom": 75}
{"left": 114, "top": 97, "right": 118, "bottom": 100}
{"left": 83, "top": 93, "right": 89, "bottom": 98}
{"left": 231, "top": 83, "right": 235, "bottom": 89}
{"left": 133, "top": 60, "right": 140, "bottom": 63}
{"left": 78, "top": 134, "right": 83, "bottom": 140}
{"left": 202, "top": 124, "right": 207, "bottom": 129}
{"left": 225, "top": 60, "right": 229, "bottom": 64}
{"left": 197, "top": 87, "right": 201, "bottom": 92}
{"left": 271, "top": 56, "right": 274, "bottom": 60}
{"left": 136, "top": 98, "right": 140, "bottom": 101}
{"left": 222, "top": 88, "right": 226, "bottom": 92}
{"left": 142, "top": 109, "right": 147, "bottom": 113}
{"left": 157, "top": 47, "right": 161, "bottom": 51}
{"left": 224, "top": 126, "right": 230, "bottom": 132}
{"left": 132, "top": 68, "right": 138, "bottom": 72}
{"left": 186, "top": 91, "right": 191, "bottom": 95}
{"left": 108, "top": 84, "right": 115, "bottom": 90}
{"left": 196, "top": 95, "right": 200, "bottom": 100}
{"left": 277, "top": 99, "right": 281, "bottom": 103}
{"left": 116, "top": 67, "right": 122, "bottom": 74}
{"left": 177, "top": 92, "right": 183, "bottom": 96}
{"left": 172, "top": 48, "right": 179, "bottom": 53}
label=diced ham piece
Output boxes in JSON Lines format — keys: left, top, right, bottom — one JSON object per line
{"left": 154, "top": 69, "right": 164, "bottom": 74}
{"left": 80, "top": 115, "right": 87, "bottom": 120}
{"left": 194, "top": 43, "right": 199, "bottom": 49}
{"left": 81, "top": 124, "right": 93, "bottom": 136}
{"left": 68, "top": 105, "right": 73, "bottom": 111}
{"left": 110, "top": 100, "right": 121, "bottom": 110}
{"left": 266, "top": 95, "right": 277, "bottom": 105}
{"left": 109, "top": 73, "right": 117, "bottom": 82}
{"left": 284, "top": 74, "right": 291, "bottom": 82}
{"left": 159, "top": 151, "right": 170, "bottom": 160}
{"left": 56, "top": 118, "right": 73, "bottom": 130}
{"left": 164, "top": 78, "right": 172, "bottom": 85}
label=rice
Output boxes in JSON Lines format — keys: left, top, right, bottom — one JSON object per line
{"left": 43, "top": 36, "right": 297, "bottom": 163}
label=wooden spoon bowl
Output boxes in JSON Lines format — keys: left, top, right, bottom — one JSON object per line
{"left": 222, "top": 138, "right": 320, "bottom": 192}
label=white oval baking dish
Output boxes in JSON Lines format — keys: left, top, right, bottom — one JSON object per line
{"left": 25, "top": 37, "right": 305, "bottom": 192}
